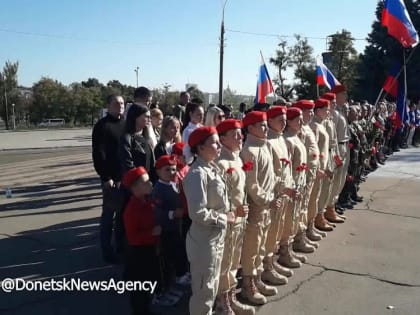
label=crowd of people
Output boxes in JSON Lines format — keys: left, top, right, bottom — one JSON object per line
{"left": 91, "top": 85, "right": 419, "bottom": 315}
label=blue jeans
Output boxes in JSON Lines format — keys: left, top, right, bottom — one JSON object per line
{"left": 100, "top": 185, "right": 125, "bottom": 259}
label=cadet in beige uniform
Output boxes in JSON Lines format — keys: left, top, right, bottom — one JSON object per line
{"left": 293, "top": 100, "right": 320, "bottom": 253}
{"left": 263, "top": 106, "right": 296, "bottom": 285}
{"left": 278, "top": 107, "right": 308, "bottom": 268}
{"left": 215, "top": 119, "right": 255, "bottom": 315}
{"left": 325, "top": 87, "right": 350, "bottom": 221}
{"left": 240, "top": 111, "right": 282, "bottom": 305}
{"left": 309, "top": 98, "right": 335, "bottom": 238}
{"left": 183, "top": 126, "right": 235, "bottom": 315}
{"left": 316, "top": 99, "right": 340, "bottom": 231}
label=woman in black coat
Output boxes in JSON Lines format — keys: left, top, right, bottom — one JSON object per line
{"left": 120, "top": 104, "right": 156, "bottom": 182}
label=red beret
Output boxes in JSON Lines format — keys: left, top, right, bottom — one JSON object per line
{"left": 267, "top": 106, "right": 287, "bottom": 119}
{"left": 155, "top": 155, "right": 177, "bottom": 169}
{"left": 330, "top": 85, "right": 346, "bottom": 94}
{"left": 216, "top": 119, "right": 242, "bottom": 134}
{"left": 171, "top": 142, "right": 185, "bottom": 156}
{"left": 188, "top": 126, "right": 217, "bottom": 147}
{"left": 321, "top": 92, "right": 336, "bottom": 101}
{"left": 286, "top": 107, "right": 302, "bottom": 120}
{"left": 314, "top": 98, "right": 330, "bottom": 109}
{"left": 293, "top": 100, "right": 315, "bottom": 110}
{"left": 122, "top": 167, "right": 148, "bottom": 188}
{"left": 242, "top": 111, "right": 267, "bottom": 127}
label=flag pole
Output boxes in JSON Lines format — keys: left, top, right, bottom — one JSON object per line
{"left": 316, "top": 84, "right": 319, "bottom": 98}
{"left": 403, "top": 48, "right": 408, "bottom": 121}
{"left": 375, "top": 47, "right": 417, "bottom": 106}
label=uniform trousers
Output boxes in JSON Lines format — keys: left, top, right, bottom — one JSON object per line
{"left": 218, "top": 218, "right": 246, "bottom": 293}
{"left": 187, "top": 225, "right": 225, "bottom": 315}
{"left": 241, "top": 207, "right": 271, "bottom": 276}
{"left": 329, "top": 144, "right": 350, "bottom": 206}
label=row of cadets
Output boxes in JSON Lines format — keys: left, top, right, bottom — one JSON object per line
{"left": 214, "top": 119, "right": 256, "bottom": 315}
{"left": 278, "top": 107, "right": 308, "bottom": 268}
{"left": 239, "top": 111, "right": 283, "bottom": 305}
{"left": 293, "top": 100, "right": 321, "bottom": 254}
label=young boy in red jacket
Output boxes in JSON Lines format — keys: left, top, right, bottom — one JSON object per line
{"left": 122, "top": 166, "right": 160, "bottom": 315}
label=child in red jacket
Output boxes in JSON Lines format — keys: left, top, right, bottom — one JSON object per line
{"left": 122, "top": 166, "right": 160, "bottom": 315}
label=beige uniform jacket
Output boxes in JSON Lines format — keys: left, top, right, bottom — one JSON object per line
{"left": 311, "top": 116, "right": 332, "bottom": 172}
{"left": 300, "top": 124, "right": 320, "bottom": 184}
{"left": 216, "top": 146, "right": 246, "bottom": 224}
{"left": 183, "top": 156, "right": 229, "bottom": 240}
{"left": 267, "top": 128, "right": 293, "bottom": 195}
{"left": 240, "top": 133, "right": 275, "bottom": 207}
{"left": 283, "top": 129, "right": 307, "bottom": 189}
{"left": 331, "top": 109, "right": 350, "bottom": 144}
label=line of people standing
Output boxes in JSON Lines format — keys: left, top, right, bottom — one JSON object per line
{"left": 92, "top": 85, "right": 384, "bottom": 315}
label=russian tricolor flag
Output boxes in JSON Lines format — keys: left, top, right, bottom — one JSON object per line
{"left": 256, "top": 56, "right": 274, "bottom": 104}
{"left": 316, "top": 58, "right": 341, "bottom": 90}
{"left": 382, "top": 0, "right": 419, "bottom": 48}
{"left": 383, "top": 62, "right": 400, "bottom": 98}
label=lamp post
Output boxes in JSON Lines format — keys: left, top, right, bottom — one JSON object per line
{"left": 11, "top": 103, "right": 16, "bottom": 130}
{"left": 218, "top": 0, "right": 228, "bottom": 106}
{"left": 134, "top": 66, "right": 139, "bottom": 88}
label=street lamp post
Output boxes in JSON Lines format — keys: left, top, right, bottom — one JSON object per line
{"left": 134, "top": 67, "right": 139, "bottom": 88}
{"left": 218, "top": 0, "right": 228, "bottom": 106}
{"left": 11, "top": 103, "right": 16, "bottom": 129}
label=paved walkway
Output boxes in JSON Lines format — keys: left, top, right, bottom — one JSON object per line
{"left": 0, "top": 147, "right": 419, "bottom": 314}
{"left": 0, "top": 129, "right": 92, "bottom": 150}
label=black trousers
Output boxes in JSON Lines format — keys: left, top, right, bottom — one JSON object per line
{"left": 160, "top": 229, "right": 189, "bottom": 289}
{"left": 124, "top": 245, "right": 160, "bottom": 315}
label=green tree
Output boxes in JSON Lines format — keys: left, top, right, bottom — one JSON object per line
{"left": 289, "top": 35, "right": 317, "bottom": 99}
{"left": 0, "top": 61, "right": 19, "bottom": 129}
{"left": 324, "top": 30, "right": 360, "bottom": 94}
{"left": 31, "top": 77, "right": 71, "bottom": 124}
{"left": 270, "top": 40, "right": 292, "bottom": 98}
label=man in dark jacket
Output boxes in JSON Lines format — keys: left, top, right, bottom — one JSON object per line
{"left": 92, "top": 94, "right": 125, "bottom": 263}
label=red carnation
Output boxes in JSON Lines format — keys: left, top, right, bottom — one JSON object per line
{"left": 346, "top": 175, "right": 353, "bottom": 182}
{"left": 374, "top": 121, "right": 381, "bottom": 128}
{"left": 226, "top": 167, "right": 235, "bottom": 174}
{"left": 319, "top": 154, "right": 324, "bottom": 159}
{"left": 371, "top": 147, "right": 377, "bottom": 155}
{"left": 312, "top": 154, "right": 317, "bottom": 158}
{"left": 280, "top": 158, "right": 290, "bottom": 165}
{"left": 334, "top": 154, "right": 343, "bottom": 167}
{"left": 348, "top": 143, "right": 354, "bottom": 149}
{"left": 242, "top": 161, "right": 253, "bottom": 171}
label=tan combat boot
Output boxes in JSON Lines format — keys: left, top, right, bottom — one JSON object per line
{"left": 261, "top": 256, "right": 288, "bottom": 285}
{"left": 293, "top": 232, "right": 316, "bottom": 253}
{"left": 272, "top": 256, "right": 294, "bottom": 277}
{"left": 229, "top": 289, "right": 256, "bottom": 315}
{"left": 324, "top": 206, "right": 345, "bottom": 223}
{"left": 315, "top": 212, "right": 334, "bottom": 232}
{"left": 241, "top": 276, "right": 267, "bottom": 305}
{"left": 255, "top": 273, "right": 278, "bottom": 296}
{"left": 290, "top": 244, "right": 308, "bottom": 263}
{"left": 277, "top": 244, "right": 302, "bottom": 268}
{"left": 306, "top": 220, "right": 322, "bottom": 241}
{"left": 215, "top": 292, "right": 235, "bottom": 315}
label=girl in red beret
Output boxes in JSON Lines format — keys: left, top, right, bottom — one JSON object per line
{"left": 122, "top": 167, "right": 160, "bottom": 315}
{"left": 183, "top": 126, "right": 235, "bottom": 315}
